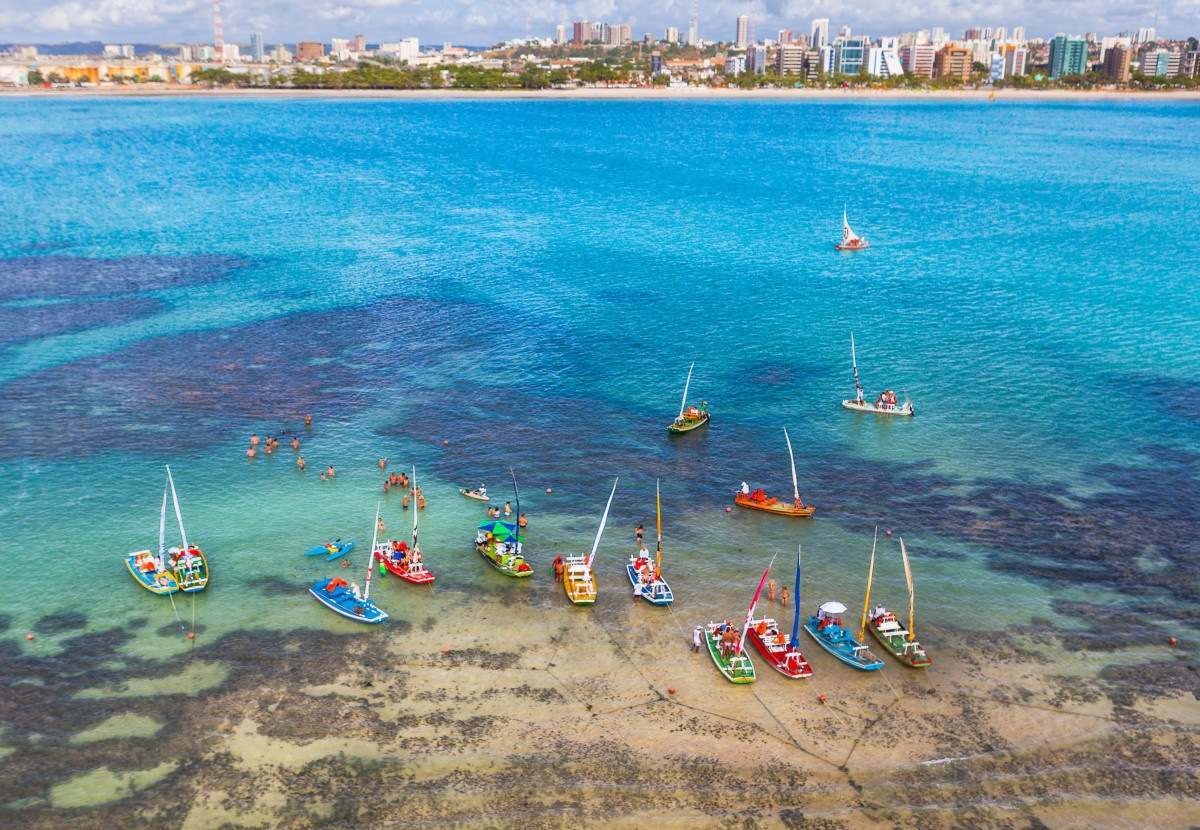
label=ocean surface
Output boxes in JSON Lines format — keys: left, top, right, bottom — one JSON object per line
{"left": 0, "top": 97, "right": 1197, "bottom": 684}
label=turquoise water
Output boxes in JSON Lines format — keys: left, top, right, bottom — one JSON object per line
{"left": 1, "top": 97, "right": 1198, "bottom": 664}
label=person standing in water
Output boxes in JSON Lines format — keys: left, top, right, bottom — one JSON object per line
{"left": 635, "top": 524, "right": 644, "bottom": 545}
{"left": 767, "top": 578, "right": 778, "bottom": 602}
{"left": 326, "top": 465, "right": 336, "bottom": 478}
{"left": 779, "top": 586, "right": 790, "bottom": 608}
{"left": 296, "top": 456, "right": 306, "bottom": 471}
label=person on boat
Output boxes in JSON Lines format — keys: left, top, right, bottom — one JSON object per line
{"left": 349, "top": 582, "right": 361, "bottom": 599}
{"left": 740, "top": 481, "right": 750, "bottom": 496}
{"left": 700, "top": 400, "right": 708, "bottom": 414}
{"left": 296, "top": 456, "right": 306, "bottom": 471}
{"left": 478, "top": 484, "right": 487, "bottom": 499}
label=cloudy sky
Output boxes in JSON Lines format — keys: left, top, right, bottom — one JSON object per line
{"left": 1, "top": 0, "right": 1194, "bottom": 45}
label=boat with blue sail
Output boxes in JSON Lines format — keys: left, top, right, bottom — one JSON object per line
{"left": 626, "top": 479, "right": 673, "bottom": 606}
{"left": 802, "top": 529, "right": 885, "bottom": 671}
{"left": 308, "top": 504, "right": 389, "bottom": 624}
{"left": 747, "top": 545, "right": 813, "bottom": 678}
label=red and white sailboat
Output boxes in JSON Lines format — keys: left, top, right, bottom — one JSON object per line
{"left": 835, "top": 207, "right": 869, "bottom": 251}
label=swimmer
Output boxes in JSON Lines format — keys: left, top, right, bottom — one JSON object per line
{"left": 250, "top": 433, "right": 260, "bottom": 447}
{"left": 780, "top": 586, "right": 790, "bottom": 608}
{"left": 378, "top": 458, "right": 387, "bottom": 470}
{"left": 518, "top": 513, "right": 528, "bottom": 528}
{"left": 246, "top": 447, "right": 256, "bottom": 458}
{"left": 304, "top": 413, "right": 313, "bottom": 427}
{"left": 296, "top": 456, "right": 306, "bottom": 471}
{"left": 376, "top": 517, "right": 386, "bottom": 533}
{"left": 767, "top": 579, "right": 778, "bottom": 602}
{"left": 326, "top": 465, "right": 335, "bottom": 478}
{"left": 503, "top": 501, "right": 512, "bottom": 517}
{"left": 291, "top": 437, "right": 301, "bottom": 451}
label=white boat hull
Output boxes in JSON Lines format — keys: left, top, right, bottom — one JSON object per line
{"left": 841, "top": 399, "right": 914, "bottom": 417}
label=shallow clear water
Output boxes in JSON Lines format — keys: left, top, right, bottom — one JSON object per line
{"left": 0, "top": 97, "right": 1197, "bottom": 664}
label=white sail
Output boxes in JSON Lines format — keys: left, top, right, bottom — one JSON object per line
{"left": 850, "top": 333, "right": 864, "bottom": 402}
{"left": 842, "top": 207, "right": 860, "bottom": 244}
{"left": 165, "top": 465, "right": 189, "bottom": 551}
{"left": 586, "top": 477, "right": 619, "bottom": 569}
{"left": 677, "top": 362, "right": 695, "bottom": 421}
{"left": 900, "top": 536, "right": 916, "bottom": 640}
{"left": 737, "top": 555, "right": 776, "bottom": 656}
{"left": 411, "top": 466, "right": 418, "bottom": 549}
{"left": 783, "top": 427, "right": 800, "bottom": 501}
{"left": 365, "top": 502, "right": 380, "bottom": 600}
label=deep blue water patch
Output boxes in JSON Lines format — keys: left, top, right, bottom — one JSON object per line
{"left": 0, "top": 296, "right": 164, "bottom": 345}
{"left": 0, "top": 254, "right": 246, "bottom": 300}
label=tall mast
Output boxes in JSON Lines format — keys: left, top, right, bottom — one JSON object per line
{"left": 158, "top": 484, "right": 168, "bottom": 561}
{"left": 677, "top": 361, "right": 694, "bottom": 421}
{"left": 166, "top": 465, "right": 188, "bottom": 551}
{"left": 737, "top": 556, "right": 775, "bottom": 657}
{"left": 900, "top": 537, "right": 916, "bottom": 641}
{"left": 509, "top": 467, "right": 520, "bottom": 550}
{"left": 654, "top": 479, "right": 663, "bottom": 580}
{"left": 365, "top": 502, "right": 379, "bottom": 600}
{"left": 858, "top": 526, "right": 878, "bottom": 642}
{"left": 850, "top": 333, "right": 864, "bottom": 402}
{"left": 586, "top": 478, "right": 619, "bottom": 569}
{"left": 783, "top": 427, "right": 800, "bottom": 502}
{"left": 411, "top": 466, "right": 419, "bottom": 552}
{"left": 789, "top": 545, "right": 802, "bottom": 648}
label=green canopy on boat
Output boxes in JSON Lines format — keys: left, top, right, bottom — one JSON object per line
{"left": 477, "top": 520, "right": 524, "bottom": 543}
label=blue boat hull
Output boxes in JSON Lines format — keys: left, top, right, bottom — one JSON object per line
{"left": 803, "top": 619, "right": 884, "bottom": 671}
{"left": 625, "top": 564, "right": 673, "bottom": 605}
{"left": 308, "top": 580, "right": 388, "bottom": 623}
{"left": 325, "top": 540, "right": 355, "bottom": 561}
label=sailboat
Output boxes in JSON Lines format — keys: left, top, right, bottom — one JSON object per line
{"left": 165, "top": 466, "right": 209, "bottom": 592}
{"left": 125, "top": 478, "right": 181, "bottom": 595}
{"left": 834, "top": 207, "right": 869, "bottom": 251}
{"left": 703, "top": 558, "right": 773, "bottom": 684}
{"left": 747, "top": 545, "right": 813, "bottom": 678}
{"left": 734, "top": 427, "right": 816, "bottom": 517}
{"left": 867, "top": 537, "right": 933, "bottom": 668}
{"left": 309, "top": 503, "right": 389, "bottom": 623}
{"left": 667, "top": 361, "right": 709, "bottom": 434}
{"left": 474, "top": 469, "right": 533, "bottom": 577}
{"left": 626, "top": 479, "right": 673, "bottom": 606}
{"left": 375, "top": 466, "right": 436, "bottom": 585}
{"left": 560, "top": 478, "right": 617, "bottom": 605}
{"left": 840, "top": 333, "right": 914, "bottom": 416}
{"left": 802, "top": 529, "right": 884, "bottom": 671}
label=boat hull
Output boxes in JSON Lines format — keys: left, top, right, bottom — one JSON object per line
{"left": 174, "top": 547, "right": 210, "bottom": 593}
{"left": 562, "top": 559, "right": 596, "bottom": 605}
{"left": 802, "top": 619, "right": 884, "bottom": 671}
{"left": 703, "top": 626, "right": 755, "bottom": 684}
{"left": 374, "top": 549, "right": 436, "bottom": 585}
{"left": 124, "top": 553, "right": 179, "bottom": 595}
{"left": 476, "top": 542, "right": 533, "bottom": 578}
{"left": 841, "top": 399, "right": 914, "bottom": 417}
{"left": 667, "top": 413, "right": 709, "bottom": 434}
{"left": 868, "top": 620, "right": 932, "bottom": 669}
{"left": 625, "top": 563, "right": 672, "bottom": 606}
{"left": 459, "top": 489, "right": 489, "bottom": 502}
{"left": 734, "top": 494, "right": 815, "bottom": 518}
{"left": 325, "top": 540, "right": 355, "bottom": 561}
{"left": 308, "top": 580, "right": 388, "bottom": 623}
{"left": 747, "top": 621, "right": 813, "bottom": 679}
{"left": 835, "top": 242, "right": 869, "bottom": 251}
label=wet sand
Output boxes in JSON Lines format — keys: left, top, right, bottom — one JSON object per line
{"left": 5, "top": 588, "right": 1196, "bottom": 828}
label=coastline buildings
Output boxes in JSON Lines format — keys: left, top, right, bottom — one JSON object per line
{"left": 900, "top": 43, "right": 936, "bottom": 77}
{"left": 1103, "top": 43, "right": 1132, "bottom": 82}
{"left": 933, "top": 44, "right": 972, "bottom": 81}
{"left": 1048, "top": 34, "right": 1088, "bottom": 78}
{"left": 735, "top": 15, "right": 750, "bottom": 49}
{"left": 811, "top": 18, "right": 829, "bottom": 49}
{"left": 296, "top": 41, "right": 324, "bottom": 61}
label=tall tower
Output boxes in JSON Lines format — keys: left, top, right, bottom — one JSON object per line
{"left": 212, "top": 0, "right": 224, "bottom": 58}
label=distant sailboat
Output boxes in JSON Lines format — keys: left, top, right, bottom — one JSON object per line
{"left": 667, "top": 361, "right": 709, "bottom": 434}
{"left": 835, "top": 207, "right": 870, "bottom": 251}
{"left": 840, "top": 333, "right": 914, "bottom": 417}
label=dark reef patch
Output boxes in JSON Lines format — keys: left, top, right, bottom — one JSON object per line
{"left": 0, "top": 297, "right": 165, "bottom": 345}
{"left": 0, "top": 254, "right": 246, "bottom": 301}
{"left": 33, "top": 611, "right": 88, "bottom": 634}
{"left": 0, "top": 296, "right": 487, "bottom": 460}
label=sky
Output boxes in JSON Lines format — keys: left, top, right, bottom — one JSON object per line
{"left": 0, "top": 0, "right": 1195, "bottom": 46}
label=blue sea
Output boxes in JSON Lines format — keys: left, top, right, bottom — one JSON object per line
{"left": 0, "top": 98, "right": 1197, "bottom": 794}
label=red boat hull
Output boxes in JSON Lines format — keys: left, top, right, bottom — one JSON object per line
{"left": 747, "top": 629, "right": 813, "bottom": 678}
{"left": 374, "top": 550, "right": 436, "bottom": 585}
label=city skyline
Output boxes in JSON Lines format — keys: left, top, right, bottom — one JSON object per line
{"left": 0, "top": 0, "right": 1194, "bottom": 45}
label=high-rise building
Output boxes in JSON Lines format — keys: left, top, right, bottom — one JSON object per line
{"left": 665, "top": 26, "right": 679, "bottom": 44}
{"left": 686, "top": 18, "right": 698, "bottom": 46}
{"left": 296, "top": 41, "right": 324, "bottom": 61}
{"left": 993, "top": 27, "right": 1007, "bottom": 43}
{"left": 650, "top": 52, "right": 663, "bottom": 74}
{"left": 810, "top": 18, "right": 828, "bottom": 49}
{"left": 833, "top": 36, "right": 868, "bottom": 75}
{"left": 1183, "top": 50, "right": 1200, "bottom": 78}
{"left": 746, "top": 43, "right": 767, "bottom": 74}
{"left": 1003, "top": 45, "right": 1027, "bottom": 77}
{"left": 271, "top": 43, "right": 291, "bottom": 62}
{"left": 933, "top": 44, "right": 972, "bottom": 81}
{"left": 776, "top": 43, "right": 805, "bottom": 75}
{"left": 1142, "top": 48, "right": 1182, "bottom": 77}
{"left": 1011, "top": 26, "right": 1025, "bottom": 42}
{"left": 330, "top": 37, "right": 350, "bottom": 60}
{"left": 778, "top": 29, "right": 791, "bottom": 44}
{"left": 866, "top": 46, "right": 903, "bottom": 78}
{"left": 1134, "top": 27, "right": 1156, "bottom": 44}
{"left": 379, "top": 37, "right": 420, "bottom": 62}
{"left": 1048, "top": 34, "right": 1087, "bottom": 78}
{"left": 250, "top": 32, "right": 264, "bottom": 61}
{"left": 618, "top": 24, "right": 632, "bottom": 46}
{"left": 354, "top": 34, "right": 365, "bottom": 52}
{"left": 931, "top": 27, "right": 947, "bottom": 44}
{"left": 964, "top": 27, "right": 981, "bottom": 40}
{"left": 572, "top": 20, "right": 589, "bottom": 45}
{"left": 735, "top": 15, "right": 749, "bottom": 48}
{"left": 837, "top": 25, "right": 851, "bottom": 39}
{"left": 555, "top": 24, "right": 566, "bottom": 45}
{"left": 221, "top": 43, "right": 239, "bottom": 61}
{"left": 725, "top": 55, "right": 745, "bottom": 76}
{"left": 1102, "top": 44, "right": 1131, "bottom": 82}
{"left": 989, "top": 54, "right": 1005, "bottom": 82}
{"left": 900, "top": 44, "right": 936, "bottom": 77}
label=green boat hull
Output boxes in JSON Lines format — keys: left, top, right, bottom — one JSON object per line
{"left": 868, "top": 622, "right": 932, "bottom": 668}
{"left": 704, "top": 629, "right": 756, "bottom": 684}
{"left": 476, "top": 543, "right": 533, "bottom": 578}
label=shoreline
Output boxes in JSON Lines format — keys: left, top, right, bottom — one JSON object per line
{"left": 4, "top": 85, "right": 1200, "bottom": 101}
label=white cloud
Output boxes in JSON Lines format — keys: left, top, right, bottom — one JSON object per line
{"left": 0, "top": 0, "right": 1194, "bottom": 44}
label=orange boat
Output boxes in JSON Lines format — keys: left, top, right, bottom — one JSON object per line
{"left": 734, "top": 427, "right": 816, "bottom": 518}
